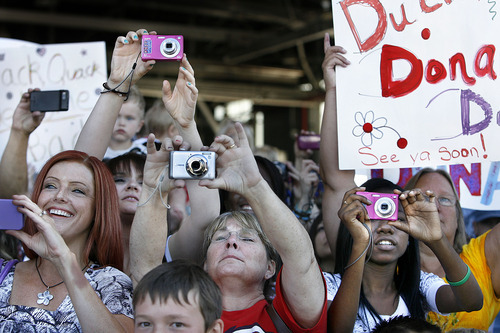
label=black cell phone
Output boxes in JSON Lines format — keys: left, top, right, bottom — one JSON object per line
{"left": 30, "top": 90, "right": 69, "bottom": 112}
{"left": 0, "top": 199, "right": 24, "bottom": 230}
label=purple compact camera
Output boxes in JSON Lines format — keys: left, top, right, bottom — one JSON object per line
{"left": 297, "top": 134, "right": 320, "bottom": 150}
{"left": 0, "top": 199, "right": 24, "bottom": 230}
{"left": 357, "top": 192, "right": 399, "bottom": 221}
{"left": 141, "top": 35, "right": 184, "bottom": 61}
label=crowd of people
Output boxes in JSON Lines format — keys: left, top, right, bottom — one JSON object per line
{"left": 0, "top": 28, "right": 498, "bottom": 333}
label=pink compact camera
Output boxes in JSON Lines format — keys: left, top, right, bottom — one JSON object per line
{"left": 357, "top": 192, "right": 399, "bottom": 221}
{"left": 141, "top": 35, "right": 184, "bottom": 61}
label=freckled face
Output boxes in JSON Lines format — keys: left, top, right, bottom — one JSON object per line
{"left": 37, "top": 161, "right": 96, "bottom": 242}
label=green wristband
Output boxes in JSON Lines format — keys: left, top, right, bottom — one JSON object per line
{"left": 446, "top": 265, "right": 471, "bottom": 287}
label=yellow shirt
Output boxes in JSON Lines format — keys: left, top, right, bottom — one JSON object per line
{"left": 427, "top": 230, "right": 500, "bottom": 330}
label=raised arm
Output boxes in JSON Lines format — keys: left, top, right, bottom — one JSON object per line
{"left": 200, "top": 123, "right": 325, "bottom": 328}
{"left": 0, "top": 90, "right": 45, "bottom": 198}
{"left": 161, "top": 56, "right": 221, "bottom": 263}
{"left": 129, "top": 134, "right": 187, "bottom": 287}
{"left": 328, "top": 187, "right": 373, "bottom": 333}
{"left": 74, "top": 29, "right": 155, "bottom": 159}
{"left": 8, "top": 195, "right": 133, "bottom": 332}
{"left": 394, "top": 189, "right": 483, "bottom": 313}
{"left": 319, "top": 33, "right": 353, "bottom": 262}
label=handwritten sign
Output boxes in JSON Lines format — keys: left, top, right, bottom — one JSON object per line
{"left": 332, "top": 0, "right": 499, "bottom": 170}
{"left": 0, "top": 39, "right": 107, "bottom": 177}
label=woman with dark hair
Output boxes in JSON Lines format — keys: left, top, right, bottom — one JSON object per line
{"left": 105, "top": 151, "right": 146, "bottom": 273}
{"left": 406, "top": 168, "right": 500, "bottom": 330}
{"left": 1, "top": 150, "right": 133, "bottom": 331}
{"left": 320, "top": 35, "right": 482, "bottom": 332}
{"left": 327, "top": 178, "right": 482, "bottom": 332}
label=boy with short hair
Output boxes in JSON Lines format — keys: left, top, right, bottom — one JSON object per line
{"left": 133, "top": 260, "right": 224, "bottom": 333}
{"left": 105, "top": 85, "right": 147, "bottom": 159}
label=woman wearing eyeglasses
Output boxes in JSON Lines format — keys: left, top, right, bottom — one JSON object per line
{"left": 131, "top": 123, "right": 328, "bottom": 332}
{"left": 406, "top": 169, "right": 500, "bottom": 331}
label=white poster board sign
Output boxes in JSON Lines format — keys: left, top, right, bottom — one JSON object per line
{"left": 0, "top": 40, "right": 107, "bottom": 175}
{"left": 332, "top": 1, "right": 499, "bottom": 170}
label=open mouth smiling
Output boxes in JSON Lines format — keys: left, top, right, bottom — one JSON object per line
{"left": 49, "top": 209, "right": 73, "bottom": 217}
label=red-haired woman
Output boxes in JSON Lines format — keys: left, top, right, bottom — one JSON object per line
{"left": 1, "top": 150, "right": 133, "bottom": 332}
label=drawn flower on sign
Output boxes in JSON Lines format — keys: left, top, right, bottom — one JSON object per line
{"left": 352, "top": 111, "right": 408, "bottom": 149}
{"left": 352, "top": 111, "right": 387, "bottom": 146}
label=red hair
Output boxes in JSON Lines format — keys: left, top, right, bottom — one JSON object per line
{"left": 24, "top": 150, "right": 124, "bottom": 270}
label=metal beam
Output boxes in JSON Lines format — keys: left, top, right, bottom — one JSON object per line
{"left": 0, "top": 8, "right": 254, "bottom": 42}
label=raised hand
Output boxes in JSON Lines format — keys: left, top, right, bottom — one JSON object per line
{"left": 199, "top": 122, "right": 262, "bottom": 196}
{"left": 337, "top": 187, "right": 372, "bottom": 244}
{"left": 107, "top": 29, "right": 156, "bottom": 88}
{"left": 390, "top": 189, "right": 443, "bottom": 243}
{"left": 161, "top": 55, "right": 198, "bottom": 129}
{"left": 12, "top": 90, "right": 45, "bottom": 135}
{"left": 142, "top": 133, "right": 187, "bottom": 194}
{"left": 322, "top": 33, "right": 350, "bottom": 91}
{"left": 8, "top": 195, "right": 69, "bottom": 261}
{"left": 286, "top": 159, "right": 319, "bottom": 203}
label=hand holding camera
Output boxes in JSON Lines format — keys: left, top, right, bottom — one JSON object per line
{"left": 390, "top": 189, "right": 443, "bottom": 243}
{"left": 12, "top": 89, "right": 46, "bottom": 135}
{"left": 141, "top": 35, "right": 184, "bottom": 61}
{"left": 108, "top": 29, "right": 156, "bottom": 89}
{"left": 199, "top": 123, "right": 263, "bottom": 196}
{"left": 142, "top": 134, "right": 189, "bottom": 196}
{"left": 337, "top": 187, "right": 374, "bottom": 244}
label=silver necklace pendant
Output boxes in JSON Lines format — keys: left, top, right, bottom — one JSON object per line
{"left": 37, "top": 288, "right": 54, "bottom": 306}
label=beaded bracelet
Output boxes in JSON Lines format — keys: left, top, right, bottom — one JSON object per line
{"left": 446, "top": 265, "right": 471, "bottom": 287}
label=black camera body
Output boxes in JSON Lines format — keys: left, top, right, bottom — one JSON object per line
{"left": 30, "top": 90, "right": 69, "bottom": 112}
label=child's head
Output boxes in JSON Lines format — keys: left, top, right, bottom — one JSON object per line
{"left": 105, "top": 152, "right": 146, "bottom": 217}
{"left": 111, "top": 85, "right": 145, "bottom": 146}
{"left": 133, "top": 260, "right": 223, "bottom": 333}
{"left": 144, "top": 98, "right": 178, "bottom": 140}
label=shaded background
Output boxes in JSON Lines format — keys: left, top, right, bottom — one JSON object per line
{"left": 0, "top": 0, "right": 334, "bottom": 159}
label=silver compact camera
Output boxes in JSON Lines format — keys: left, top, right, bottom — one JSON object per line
{"left": 169, "top": 151, "right": 216, "bottom": 179}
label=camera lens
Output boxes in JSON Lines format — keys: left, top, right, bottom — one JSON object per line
{"left": 160, "top": 38, "right": 180, "bottom": 57}
{"left": 186, "top": 155, "right": 208, "bottom": 177}
{"left": 374, "top": 197, "right": 396, "bottom": 218}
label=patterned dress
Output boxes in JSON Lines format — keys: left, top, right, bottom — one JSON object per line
{"left": 0, "top": 261, "right": 133, "bottom": 332}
